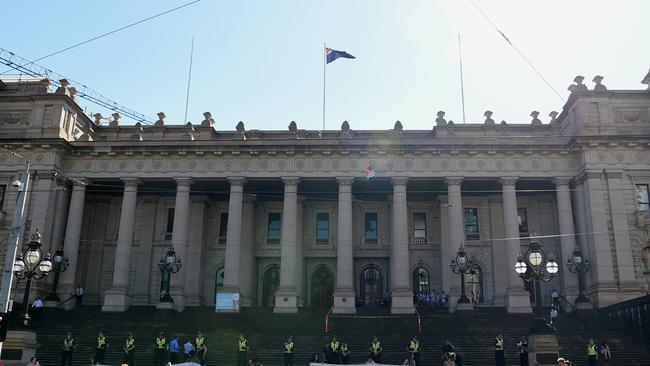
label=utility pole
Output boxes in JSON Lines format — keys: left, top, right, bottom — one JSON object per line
{"left": 0, "top": 159, "right": 32, "bottom": 356}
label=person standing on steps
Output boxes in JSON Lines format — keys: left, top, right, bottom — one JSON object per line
{"left": 340, "top": 339, "right": 351, "bottom": 365}
{"left": 517, "top": 336, "right": 528, "bottom": 366}
{"left": 408, "top": 335, "right": 421, "bottom": 366}
{"left": 195, "top": 331, "right": 207, "bottom": 365}
{"left": 169, "top": 336, "right": 180, "bottom": 364}
{"left": 74, "top": 284, "right": 84, "bottom": 306}
{"left": 587, "top": 339, "right": 598, "bottom": 366}
{"left": 494, "top": 332, "right": 505, "bottom": 366}
{"left": 369, "top": 335, "right": 383, "bottom": 364}
{"left": 94, "top": 331, "right": 108, "bottom": 365}
{"left": 328, "top": 335, "right": 341, "bottom": 364}
{"left": 123, "top": 332, "right": 135, "bottom": 366}
{"left": 283, "top": 335, "right": 294, "bottom": 366}
{"left": 154, "top": 332, "right": 168, "bottom": 366}
{"left": 238, "top": 334, "right": 249, "bottom": 366}
{"left": 61, "top": 332, "right": 75, "bottom": 366}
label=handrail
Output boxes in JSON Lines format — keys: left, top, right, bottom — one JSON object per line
{"left": 324, "top": 305, "right": 333, "bottom": 333}
{"left": 415, "top": 308, "right": 422, "bottom": 334}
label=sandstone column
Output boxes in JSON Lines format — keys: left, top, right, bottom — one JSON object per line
{"left": 274, "top": 177, "right": 300, "bottom": 313}
{"left": 222, "top": 177, "right": 246, "bottom": 311}
{"left": 443, "top": 177, "right": 464, "bottom": 310}
{"left": 391, "top": 177, "right": 414, "bottom": 314}
{"left": 168, "top": 178, "right": 192, "bottom": 311}
{"left": 239, "top": 195, "right": 257, "bottom": 307}
{"left": 184, "top": 196, "right": 208, "bottom": 306}
{"left": 58, "top": 179, "right": 88, "bottom": 309}
{"left": 554, "top": 178, "right": 579, "bottom": 304}
{"left": 333, "top": 177, "right": 355, "bottom": 313}
{"left": 132, "top": 196, "right": 157, "bottom": 305}
{"left": 501, "top": 177, "right": 531, "bottom": 313}
{"left": 102, "top": 178, "right": 140, "bottom": 312}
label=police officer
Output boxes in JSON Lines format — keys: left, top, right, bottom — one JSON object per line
{"left": 587, "top": 339, "right": 597, "bottom": 366}
{"left": 494, "top": 332, "right": 505, "bottom": 366}
{"left": 154, "top": 332, "right": 168, "bottom": 366}
{"left": 284, "top": 335, "right": 295, "bottom": 366}
{"left": 328, "top": 335, "right": 341, "bottom": 364}
{"left": 408, "top": 335, "right": 421, "bottom": 366}
{"left": 123, "top": 332, "right": 135, "bottom": 366}
{"left": 238, "top": 334, "right": 249, "bottom": 366}
{"left": 517, "top": 336, "right": 528, "bottom": 366}
{"left": 369, "top": 335, "right": 383, "bottom": 364}
{"left": 95, "top": 331, "right": 108, "bottom": 365}
{"left": 340, "top": 340, "right": 351, "bottom": 365}
{"left": 61, "top": 332, "right": 75, "bottom": 366}
{"left": 195, "top": 331, "right": 207, "bottom": 366}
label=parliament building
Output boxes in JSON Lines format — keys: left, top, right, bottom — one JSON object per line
{"left": 1, "top": 72, "right": 649, "bottom": 315}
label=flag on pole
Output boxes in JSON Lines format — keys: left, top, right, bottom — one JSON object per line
{"left": 364, "top": 164, "right": 376, "bottom": 179}
{"left": 326, "top": 47, "right": 355, "bottom": 64}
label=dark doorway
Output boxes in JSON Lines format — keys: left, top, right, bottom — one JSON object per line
{"left": 359, "top": 265, "right": 383, "bottom": 307}
{"left": 311, "top": 265, "right": 334, "bottom": 308}
{"left": 262, "top": 265, "right": 280, "bottom": 307}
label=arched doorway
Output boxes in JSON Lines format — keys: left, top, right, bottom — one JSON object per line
{"left": 213, "top": 267, "right": 224, "bottom": 303}
{"left": 359, "top": 265, "right": 383, "bottom": 307}
{"left": 413, "top": 267, "right": 430, "bottom": 305}
{"left": 466, "top": 263, "right": 484, "bottom": 304}
{"left": 311, "top": 266, "right": 334, "bottom": 308}
{"left": 262, "top": 265, "right": 280, "bottom": 307}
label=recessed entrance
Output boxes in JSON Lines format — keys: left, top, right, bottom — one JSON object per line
{"left": 310, "top": 265, "right": 334, "bottom": 308}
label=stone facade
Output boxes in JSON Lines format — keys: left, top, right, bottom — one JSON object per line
{"left": 1, "top": 75, "right": 650, "bottom": 314}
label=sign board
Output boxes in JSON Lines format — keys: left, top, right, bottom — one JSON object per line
{"left": 215, "top": 292, "right": 239, "bottom": 311}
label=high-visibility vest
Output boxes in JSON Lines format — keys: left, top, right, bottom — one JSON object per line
{"left": 239, "top": 339, "right": 248, "bottom": 351}
{"left": 495, "top": 338, "right": 504, "bottom": 351}
{"left": 341, "top": 344, "right": 349, "bottom": 355}
{"left": 330, "top": 341, "right": 339, "bottom": 352}
{"left": 409, "top": 340, "right": 420, "bottom": 352}
{"left": 156, "top": 337, "right": 166, "bottom": 349}
{"left": 126, "top": 338, "right": 135, "bottom": 351}
{"left": 196, "top": 337, "right": 205, "bottom": 348}
{"left": 588, "top": 345, "right": 597, "bottom": 356}
{"left": 64, "top": 338, "right": 74, "bottom": 351}
{"left": 97, "top": 336, "right": 106, "bottom": 349}
{"left": 371, "top": 340, "right": 381, "bottom": 352}
{"left": 285, "top": 341, "right": 294, "bottom": 353}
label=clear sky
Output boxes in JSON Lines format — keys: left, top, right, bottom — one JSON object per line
{"left": 2, "top": 0, "right": 648, "bottom": 130}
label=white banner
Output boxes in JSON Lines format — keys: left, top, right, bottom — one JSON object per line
{"left": 310, "top": 363, "right": 402, "bottom": 366}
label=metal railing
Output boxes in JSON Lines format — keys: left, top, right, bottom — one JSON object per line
{"left": 266, "top": 237, "right": 280, "bottom": 245}
{"left": 599, "top": 295, "right": 650, "bottom": 344}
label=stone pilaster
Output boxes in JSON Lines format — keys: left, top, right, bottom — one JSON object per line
{"left": 443, "top": 177, "right": 464, "bottom": 310}
{"left": 391, "top": 177, "right": 414, "bottom": 314}
{"left": 275, "top": 177, "right": 300, "bottom": 313}
{"left": 167, "top": 178, "right": 192, "bottom": 311}
{"left": 553, "top": 178, "right": 579, "bottom": 304}
{"left": 239, "top": 195, "right": 257, "bottom": 307}
{"left": 132, "top": 196, "right": 157, "bottom": 305}
{"left": 222, "top": 177, "right": 246, "bottom": 311}
{"left": 102, "top": 178, "right": 140, "bottom": 312}
{"left": 58, "top": 179, "right": 88, "bottom": 310}
{"left": 185, "top": 196, "right": 208, "bottom": 306}
{"left": 501, "top": 177, "right": 531, "bottom": 313}
{"left": 572, "top": 180, "right": 592, "bottom": 292}
{"left": 333, "top": 177, "right": 356, "bottom": 313}
{"left": 28, "top": 172, "right": 59, "bottom": 251}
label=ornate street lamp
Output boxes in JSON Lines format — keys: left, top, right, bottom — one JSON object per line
{"left": 13, "top": 230, "right": 53, "bottom": 327}
{"left": 44, "top": 248, "right": 69, "bottom": 302}
{"left": 567, "top": 247, "right": 590, "bottom": 304}
{"left": 450, "top": 243, "right": 472, "bottom": 305}
{"left": 158, "top": 246, "right": 182, "bottom": 303}
{"left": 514, "top": 232, "right": 559, "bottom": 333}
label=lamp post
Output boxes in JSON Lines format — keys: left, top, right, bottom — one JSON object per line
{"left": 514, "top": 232, "right": 559, "bottom": 333}
{"left": 567, "top": 247, "right": 590, "bottom": 304}
{"left": 450, "top": 243, "right": 472, "bottom": 305}
{"left": 44, "top": 248, "right": 69, "bottom": 302}
{"left": 13, "top": 230, "right": 53, "bottom": 327}
{"left": 158, "top": 246, "right": 182, "bottom": 303}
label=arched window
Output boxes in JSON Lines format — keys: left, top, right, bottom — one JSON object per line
{"left": 262, "top": 265, "right": 280, "bottom": 307}
{"left": 213, "top": 267, "right": 225, "bottom": 302}
{"left": 413, "top": 267, "right": 430, "bottom": 296}
{"left": 359, "top": 265, "right": 383, "bottom": 307}
{"left": 310, "top": 265, "right": 334, "bottom": 308}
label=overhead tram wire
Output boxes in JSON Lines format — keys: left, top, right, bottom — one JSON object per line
{"left": 0, "top": 0, "right": 201, "bottom": 75}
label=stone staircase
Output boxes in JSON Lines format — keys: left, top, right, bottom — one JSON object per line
{"left": 23, "top": 306, "right": 649, "bottom": 366}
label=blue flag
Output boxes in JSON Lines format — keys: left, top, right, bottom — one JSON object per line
{"left": 326, "top": 47, "right": 355, "bottom": 64}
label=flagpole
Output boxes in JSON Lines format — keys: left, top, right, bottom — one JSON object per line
{"left": 458, "top": 34, "right": 466, "bottom": 124}
{"left": 183, "top": 36, "right": 195, "bottom": 124}
{"left": 322, "top": 42, "right": 327, "bottom": 131}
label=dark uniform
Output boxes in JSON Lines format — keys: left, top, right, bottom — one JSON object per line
{"left": 61, "top": 334, "right": 74, "bottom": 366}
{"left": 340, "top": 342, "right": 350, "bottom": 365}
{"left": 154, "top": 334, "right": 168, "bottom": 366}
{"left": 284, "top": 337, "right": 295, "bottom": 366}
{"left": 370, "top": 337, "right": 383, "bottom": 364}
{"left": 328, "top": 337, "right": 341, "bottom": 364}
{"left": 123, "top": 334, "right": 136, "bottom": 366}
{"left": 517, "top": 337, "right": 528, "bottom": 366}
{"left": 408, "top": 337, "right": 421, "bottom": 366}
{"left": 238, "top": 335, "right": 249, "bottom": 366}
{"left": 195, "top": 333, "right": 207, "bottom": 366}
{"left": 494, "top": 334, "right": 505, "bottom": 366}
{"left": 95, "top": 333, "right": 108, "bottom": 365}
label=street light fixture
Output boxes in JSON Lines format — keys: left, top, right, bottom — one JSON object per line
{"left": 450, "top": 243, "right": 472, "bottom": 305}
{"left": 567, "top": 247, "right": 590, "bottom": 304}
{"left": 44, "top": 248, "right": 70, "bottom": 302}
{"left": 158, "top": 246, "right": 182, "bottom": 303}
{"left": 13, "top": 230, "right": 53, "bottom": 327}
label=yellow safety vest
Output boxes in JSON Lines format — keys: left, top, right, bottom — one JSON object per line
{"left": 196, "top": 337, "right": 204, "bottom": 348}
{"left": 64, "top": 338, "right": 74, "bottom": 351}
{"left": 97, "top": 336, "right": 106, "bottom": 349}
{"left": 341, "top": 344, "right": 349, "bottom": 355}
{"left": 330, "top": 341, "right": 339, "bottom": 352}
{"left": 156, "top": 337, "right": 166, "bottom": 349}
{"left": 285, "top": 341, "right": 294, "bottom": 353}
{"left": 126, "top": 338, "right": 135, "bottom": 351}
{"left": 239, "top": 339, "right": 248, "bottom": 351}
{"left": 371, "top": 341, "right": 381, "bottom": 352}
{"left": 409, "top": 340, "right": 420, "bottom": 352}
{"left": 588, "top": 345, "right": 597, "bottom": 356}
{"left": 495, "top": 338, "right": 504, "bottom": 351}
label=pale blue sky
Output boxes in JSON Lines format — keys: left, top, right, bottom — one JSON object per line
{"left": 3, "top": 0, "right": 648, "bottom": 130}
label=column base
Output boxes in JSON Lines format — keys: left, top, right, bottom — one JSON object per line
{"left": 156, "top": 301, "right": 174, "bottom": 310}
{"left": 185, "top": 295, "right": 201, "bottom": 307}
{"left": 332, "top": 288, "right": 356, "bottom": 314}
{"left": 588, "top": 284, "right": 619, "bottom": 308}
{"left": 390, "top": 288, "right": 415, "bottom": 314}
{"left": 575, "top": 301, "right": 594, "bottom": 311}
{"left": 455, "top": 302, "right": 475, "bottom": 311}
{"left": 101, "top": 289, "right": 131, "bottom": 312}
{"left": 505, "top": 288, "right": 532, "bottom": 314}
{"left": 527, "top": 333, "right": 559, "bottom": 366}
{"left": 274, "top": 289, "right": 298, "bottom": 313}
{"left": 2, "top": 330, "right": 37, "bottom": 366}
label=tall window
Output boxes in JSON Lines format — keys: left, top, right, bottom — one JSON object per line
{"left": 636, "top": 184, "right": 649, "bottom": 213}
{"left": 517, "top": 208, "right": 529, "bottom": 235}
{"left": 214, "top": 267, "right": 225, "bottom": 301}
{"left": 464, "top": 208, "right": 479, "bottom": 240}
{"left": 316, "top": 213, "right": 329, "bottom": 244}
{"left": 165, "top": 208, "right": 175, "bottom": 240}
{"left": 413, "top": 213, "right": 427, "bottom": 243}
{"left": 267, "top": 213, "right": 281, "bottom": 243}
{"left": 218, "top": 213, "right": 228, "bottom": 244}
{"left": 364, "top": 212, "right": 378, "bottom": 244}
{"left": 0, "top": 185, "right": 6, "bottom": 209}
